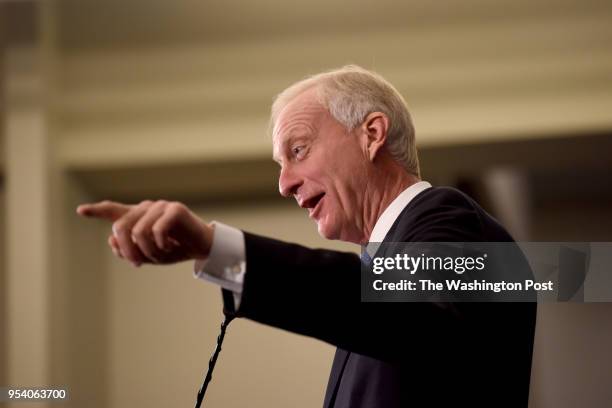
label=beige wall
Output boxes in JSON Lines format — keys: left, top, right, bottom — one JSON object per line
{"left": 528, "top": 201, "right": 612, "bottom": 407}
{"left": 531, "top": 303, "right": 612, "bottom": 407}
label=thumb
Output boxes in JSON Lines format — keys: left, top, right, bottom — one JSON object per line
{"left": 76, "top": 201, "right": 131, "bottom": 221}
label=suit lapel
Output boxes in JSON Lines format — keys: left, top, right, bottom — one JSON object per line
{"left": 323, "top": 348, "right": 351, "bottom": 408}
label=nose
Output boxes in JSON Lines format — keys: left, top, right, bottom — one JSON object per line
{"left": 278, "top": 164, "right": 303, "bottom": 198}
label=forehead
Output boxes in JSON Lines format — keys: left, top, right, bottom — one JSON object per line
{"left": 272, "top": 88, "right": 326, "bottom": 157}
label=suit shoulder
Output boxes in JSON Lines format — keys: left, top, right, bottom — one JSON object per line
{"left": 409, "top": 186, "right": 480, "bottom": 215}
{"left": 390, "top": 186, "right": 509, "bottom": 242}
{"left": 402, "top": 187, "right": 513, "bottom": 241}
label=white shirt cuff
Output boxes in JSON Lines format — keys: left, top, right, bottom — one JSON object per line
{"left": 193, "top": 221, "right": 246, "bottom": 310}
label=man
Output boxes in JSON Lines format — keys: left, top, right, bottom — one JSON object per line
{"left": 78, "top": 65, "right": 536, "bottom": 407}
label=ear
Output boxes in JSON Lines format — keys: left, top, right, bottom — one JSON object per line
{"left": 361, "top": 112, "right": 389, "bottom": 162}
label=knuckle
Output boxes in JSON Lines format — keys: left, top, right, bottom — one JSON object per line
{"left": 151, "top": 223, "right": 165, "bottom": 235}
{"left": 168, "top": 201, "right": 186, "bottom": 215}
{"left": 112, "top": 221, "right": 126, "bottom": 234}
{"left": 151, "top": 200, "right": 168, "bottom": 211}
{"left": 131, "top": 226, "right": 145, "bottom": 240}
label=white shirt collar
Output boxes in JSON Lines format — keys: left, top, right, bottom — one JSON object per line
{"left": 366, "top": 181, "right": 432, "bottom": 255}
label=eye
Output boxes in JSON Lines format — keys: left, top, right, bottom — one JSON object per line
{"left": 292, "top": 145, "right": 307, "bottom": 159}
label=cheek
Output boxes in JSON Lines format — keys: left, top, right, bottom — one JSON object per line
{"left": 332, "top": 168, "right": 366, "bottom": 210}
{"left": 316, "top": 152, "right": 366, "bottom": 214}
{"left": 321, "top": 188, "right": 354, "bottom": 236}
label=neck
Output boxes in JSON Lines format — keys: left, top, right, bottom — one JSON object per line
{"left": 357, "top": 159, "right": 419, "bottom": 245}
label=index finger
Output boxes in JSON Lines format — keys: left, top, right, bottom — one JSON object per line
{"left": 76, "top": 201, "right": 132, "bottom": 221}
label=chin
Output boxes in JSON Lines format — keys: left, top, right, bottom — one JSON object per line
{"left": 318, "top": 218, "right": 362, "bottom": 244}
{"left": 317, "top": 220, "right": 340, "bottom": 241}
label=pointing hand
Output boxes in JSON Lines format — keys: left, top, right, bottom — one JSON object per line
{"left": 76, "top": 200, "right": 214, "bottom": 267}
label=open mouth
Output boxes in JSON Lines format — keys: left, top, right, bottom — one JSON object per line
{"left": 305, "top": 193, "right": 325, "bottom": 217}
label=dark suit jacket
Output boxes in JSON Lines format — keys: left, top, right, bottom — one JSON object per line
{"left": 222, "top": 187, "right": 537, "bottom": 407}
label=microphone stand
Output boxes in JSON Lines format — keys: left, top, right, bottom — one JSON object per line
{"left": 194, "top": 315, "right": 234, "bottom": 408}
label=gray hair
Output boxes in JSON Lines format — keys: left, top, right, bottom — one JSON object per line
{"left": 270, "top": 65, "right": 420, "bottom": 177}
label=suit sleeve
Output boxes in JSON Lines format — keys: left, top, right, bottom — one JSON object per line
{"left": 221, "top": 243, "right": 467, "bottom": 361}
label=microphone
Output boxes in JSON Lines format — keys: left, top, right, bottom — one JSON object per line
{"left": 194, "top": 314, "right": 235, "bottom": 408}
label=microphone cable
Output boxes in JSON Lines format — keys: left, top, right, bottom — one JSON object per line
{"left": 194, "top": 314, "right": 234, "bottom": 408}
